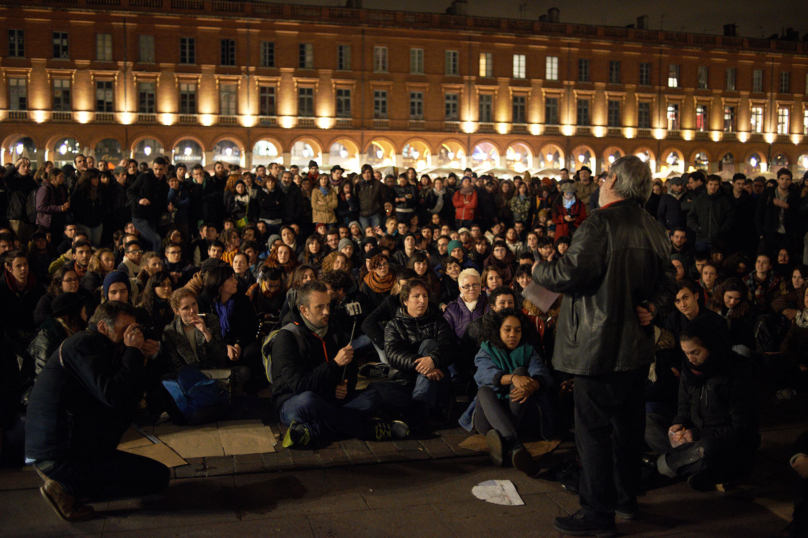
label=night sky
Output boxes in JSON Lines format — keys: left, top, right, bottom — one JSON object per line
{"left": 294, "top": 0, "right": 807, "bottom": 39}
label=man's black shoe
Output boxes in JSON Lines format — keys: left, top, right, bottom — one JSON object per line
{"left": 615, "top": 504, "right": 638, "bottom": 520}
{"left": 553, "top": 510, "right": 617, "bottom": 537}
{"left": 687, "top": 470, "right": 716, "bottom": 492}
{"left": 485, "top": 429, "right": 505, "bottom": 467}
{"left": 511, "top": 442, "right": 540, "bottom": 477}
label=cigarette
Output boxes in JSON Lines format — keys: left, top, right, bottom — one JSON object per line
{"left": 197, "top": 314, "right": 206, "bottom": 317}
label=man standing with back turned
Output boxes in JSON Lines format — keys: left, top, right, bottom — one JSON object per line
{"left": 532, "top": 156, "right": 676, "bottom": 537}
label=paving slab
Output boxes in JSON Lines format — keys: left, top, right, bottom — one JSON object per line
{"left": 308, "top": 506, "right": 455, "bottom": 538}
{"left": 0, "top": 487, "right": 106, "bottom": 538}
{"left": 101, "top": 516, "right": 314, "bottom": 538}
{"left": 432, "top": 493, "right": 564, "bottom": 538}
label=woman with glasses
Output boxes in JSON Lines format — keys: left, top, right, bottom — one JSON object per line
{"left": 33, "top": 266, "right": 96, "bottom": 327}
{"left": 361, "top": 254, "right": 397, "bottom": 309}
{"left": 443, "top": 268, "right": 488, "bottom": 340}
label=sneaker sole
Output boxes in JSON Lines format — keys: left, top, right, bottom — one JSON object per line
{"left": 615, "top": 510, "right": 638, "bottom": 520}
{"left": 485, "top": 430, "right": 504, "bottom": 467}
{"left": 40, "top": 486, "right": 94, "bottom": 523}
{"left": 552, "top": 520, "right": 617, "bottom": 538}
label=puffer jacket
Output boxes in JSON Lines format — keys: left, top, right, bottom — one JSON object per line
{"left": 509, "top": 195, "right": 532, "bottom": 223}
{"left": 311, "top": 187, "right": 338, "bottom": 224}
{"left": 255, "top": 185, "right": 284, "bottom": 222}
{"left": 673, "top": 354, "right": 760, "bottom": 451}
{"left": 452, "top": 190, "right": 478, "bottom": 221}
{"left": 443, "top": 293, "right": 488, "bottom": 339}
{"left": 384, "top": 306, "right": 456, "bottom": 374}
{"left": 6, "top": 171, "right": 37, "bottom": 222}
{"left": 355, "top": 178, "right": 385, "bottom": 218}
{"left": 25, "top": 316, "right": 70, "bottom": 380}
{"left": 533, "top": 199, "right": 677, "bottom": 376}
{"left": 35, "top": 180, "right": 68, "bottom": 230}
{"left": 686, "top": 191, "right": 734, "bottom": 243}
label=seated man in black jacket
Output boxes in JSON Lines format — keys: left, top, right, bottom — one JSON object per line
{"left": 383, "top": 279, "right": 456, "bottom": 424}
{"left": 25, "top": 301, "right": 169, "bottom": 522}
{"left": 270, "top": 281, "right": 408, "bottom": 448}
{"left": 645, "top": 315, "right": 759, "bottom": 491}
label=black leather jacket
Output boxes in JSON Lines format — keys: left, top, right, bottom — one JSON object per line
{"left": 384, "top": 306, "right": 456, "bottom": 375}
{"left": 532, "top": 199, "right": 676, "bottom": 375}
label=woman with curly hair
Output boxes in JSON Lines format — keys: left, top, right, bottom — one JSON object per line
{"left": 263, "top": 243, "right": 299, "bottom": 279}
{"left": 321, "top": 250, "right": 352, "bottom": 275}
{"left": 361, "top": 254, "right": 396, "bottom": 309}
{"left": 136, "top": 270, "right": 175, "bottom": 340}
{"left": 709, "top": 277, "right": 757, "bottom": 352}
{"left": 458, "top": 308, "right": 553, "bottom": 475}
{"left": 80, "top": 247, "right": 116, "bottom": 297}
{"left": 299, "top": 234, "right": 326, "bottom": 269}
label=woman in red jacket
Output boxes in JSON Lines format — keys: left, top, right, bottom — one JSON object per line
{"left": 552, "top": 182, "right": 587, "bottom": 238}
{"left": 453, "top": 177, "right": 478, "bottom": 228}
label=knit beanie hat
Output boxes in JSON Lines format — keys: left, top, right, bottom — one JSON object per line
{"left": 447, "top": 239, "right": 463, "bottom": 254}
{"left": 102, "top": 271, "right": 131, "bottom": 301}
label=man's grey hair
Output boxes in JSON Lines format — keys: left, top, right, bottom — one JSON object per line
{"left": 89, "top": 300, "right": 138, "bottom": 328}
{"left": 297, "top": 281, "right": 329, "bottom": 310}
{"left": 609, "top": 156, "right": 653, "bottom": 204}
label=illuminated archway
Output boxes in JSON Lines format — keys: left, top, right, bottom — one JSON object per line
{"left": 535, "top": 143, "right": 564, "bottom": 171}
{"left": 745, "top": 152, "right": 764, "bottom": 175}
{"left": 290, "top": 138, "right": 323, "bottom": 167}
{"left": 402, "top": 139, "right": 432, "bottom": 171}
{"left": 328, "top": 138, "right": 360, "bottom": 172}
{"left": 633, "top": 147, "right": 657, "bottom": 172}
{"left": 661, "top": 148, "right": 685, "bottom": 175}
{"left": 772, "top": 153, "right": 790, "bottom": 169}
{"left": 719, "top": 152, "right": 735, "bottom": 172}
{"left": 470, "top": 141, "right": 500, "bottom": 170}
{"left": 364, "top": 139, "right": 396, "bottom": 167}
{"left": 691, "top": 150, "right": 710, "bottom": 172}
{"left": 3, "top": 135, "right": 38, "bottom": 167}
{"left": 797, "top": 154, "right": 808, "bottom": 176}
{"left": 51, "top": 137, "right": 82, "bottom": 169}
{"left": 94, "top": 138, "right": 123, "bottom": 167}
{"left": 212, "top": 139, "right": 244, "bottom": 167}
{"left": 571, "top": 145, "right": 596, "bottom": 172}
{"left": 602, "top": 146, "right": 625, "bottom": 171}
{"left": 436, "top": 140, "right": 466, "bottom": 168}
{"left": 505, "top": 142, "right": 532, "bottom": 172}
{"left": 173, "top": 138, "right": 205, "bottom": 168}
{"left": 251, "top": 139, "right": 282, "bottom": 167}
{"left": 133, "top": 138, "right": 165, "bottom": 164}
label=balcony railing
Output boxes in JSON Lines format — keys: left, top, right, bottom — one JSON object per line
{"left": 335, "top": 118, "right": 352, "bottom": 128}
{"left": 219, "top": 115, "right": 238, "bottom": 125}
{"left": 724, "top": 132, "right": 737, "bottom": 141}
{"left": 96, "top": 112, "right": 114, "bottom": 122}
{"left": 443, "top": 121, "right": 460, "bottom": 132}
{"left": 258, "top": 115, "right": 276, "bottom": 126}
{"left": 637, "top": 128, "right": 652, "bottom": 138}
{"left": 478, "top": 122, "right": 494, "bottom": 133}
{"left": 8, "top": 110, "right": 28, "bottom": 121}
{"left": 695, "top": 131, "right": 709, "bottom": 140}
{"left": 667, "top": 129, "right": 681, "bottom": 139}
{"left": 749, "top": 133, "right": 764, "bottom": 142}
{"left": 297, "top": 117, "right": 315, "bottom": 127}
{"left": 576, "top": 126, "right": 591, "bottom": 135}
{"left": 607, "top": 127, "right": 621, "bottom": 136}
{"left": 372, "top": 118, "right": 389, "bottom": 129}
{"left": 544, "top": 124, "right": 560, "bottom": 134}
{"left": 179, "top": 114, "right": 198, "bottom": 124}
{"left": 512, "top": 123, "right": 528, "bottom": 134}
{"left": 52, "top": 111, "right": 72, "bottom": 121}
{"left": 138, "top": 113, "right": 156, "bottom": 123}
{"left": 408, "top": 119, "right": 424, "bottom": 130}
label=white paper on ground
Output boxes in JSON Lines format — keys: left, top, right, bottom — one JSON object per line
{"left": 471, "top": 480, "right": 525, "bottom": 506}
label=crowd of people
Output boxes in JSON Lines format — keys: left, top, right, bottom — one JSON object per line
{"left": 1, "top": 152, "right": 807, "bottom": 536}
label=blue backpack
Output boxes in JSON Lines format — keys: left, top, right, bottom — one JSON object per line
{"left": 162, "top": 365, "right": 230, "bottom": 425}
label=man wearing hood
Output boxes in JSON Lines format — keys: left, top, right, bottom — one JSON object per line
{"left": 254, "top": 172, "right": 284, "bottom": 234}
{"left": 686, "top": 175, "right": 734, "bottom": 252}
{"left": 0, "top": 250, "right": 46, "bottom": 351}
{"left": 645, "top": 314, "right": 759, "bottom": 491}
{"left": 657, "top": 176, "right": 686, "bottom": 233}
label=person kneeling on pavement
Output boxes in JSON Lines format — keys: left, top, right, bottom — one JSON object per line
{"left": 645, "top": 314, "right": 760, "bottom": 491}
{"left": 270, "top": 281, "right": 409, "bottom": 448}
{"left": 383, "top": 279, "right": 456, "bottom": 425}
{"left": 25, "top": 301, "right": 170, "bottom": 522}
{"left": 459, "top": 309, "right": 553, "bottom": 476}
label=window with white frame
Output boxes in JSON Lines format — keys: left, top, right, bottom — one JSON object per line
{"left": 637, "top": 102, "right": 651, "bottom": 129}
{"left": 546, "top": 56, "right": 558, "bottom": 81}
{"left": 697, "top": 66, "right": 709, "bottom": 89}
{"left": 545, "top": 97, "right": 558, "bottom": 125}
{"left": 221, "top": 39, "right": 236, "bottom": 66}
{"left": 299, "top": 43, "right": 313, "bottom": 69}
{"left": 9, "top": 78, "right": 26, "bottom": 110}
{"left": 479, "top": 94, "right": 493, "bottom": 123}
{"left": 576, "top": 98, "right": 590, "bottom": 126}
{"left": 337, "top": 45, "right": 351, "bottom": 71}
{"left": 723, "top": 106, "right": 736, "bottom": 132}
{"left": 445, "top": 50, "right": 459, "bottom": 75}
{"left": 753, "top": 70, "right": 764, "bottom": 92}
{"left": 179, "top": 83, "right": 196, "bottom": 114}
{"left": 374, "top": 46, "right": 388, "bottom": 73}
{"left": 512, "top": 95, "right": 526, "bottom": 124}
{"left": 95, "top": 80, "right": 113, "bottom": 112}
{"left": 639, "top": 62, "right": 651, "bottom": 86}
{"left": 695, "top": 104, "right": 709, "bottom": 131}
{"left": 53, "top": 31, "right": 69, "bottom": 59}
{"left": 409, "top": 91, "right": 423, "bottom": 119}
{"left": 8, "top": 30, "right": 24, "bottom": 58}
{"left": 804, "top": 109, "right": 808, "bottom": 135}
{"left": 609, "top": 60, "right": 621, "bottom": 84}
{"left": 668, "top": 64, "right": 679, "bottom": 88}
{"left": 479, "top": 52, "right": 492, "bottom": 77}
{"left": 578, "top": 58, "right": 589, "bottom": 82}
{"left": 667, "top": 103, "right": 680, "bottom": 130}
{"left": 259, "top": 86, "right": 275, "bottom": 116}
{"left": 607, "top": 100, "right": 621, "bottom": 127}
{"left": 139, "top": 35, "right": 154, "bottom": 63}
{"left": 445, "top": 92, "right": 459, "bottom": 120}
{"left": 513, "top": 54, "right": 526, "bottom": 79}
{"left": 97, "top": 33, "right": 112, "bottom": 61}
{"left": 777, "top": 107, "right": 790, "bottom": 134}
{"left": 138, "top": 82, "right": 155, "bottom": 113}
{"left": 410, "top": 48, "right": 423, "bottom": 74}
{"left": 260, "top": 42, "right": 274, "bottom": 68}
{"left": 726, "top": 68, "right": 736, "bottom": 91}
{"left": 180, "top": 37, "right": 195, "bottom": 64}
{"left": 220, "top": 83, "right": 237, "bottom": 116}
{"left": 336, "top": 89, "right": 351, "bottom": 118}
{"left": 780, "top": 72, "right": 791, "bottom": 93}
{"left": 53, "top": 79, "right": 71, "bottom": 111}
{"left": 298, "top": 87, "right": 314, "bottom": 117}
{"left": 373, "top": 90, "right": 388, "bottom": 119}
{"left": 750, "top": 106, "right": 764, "bottom": 133}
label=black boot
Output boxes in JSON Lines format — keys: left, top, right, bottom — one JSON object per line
{"left": 509, "top": 437, "right": 540, "bottom": 477}
{"left": 485, "top": 429, "right": 505, "bottom": 467}
{"left": 553, "top": 510, "right": 616, "bottom": 537}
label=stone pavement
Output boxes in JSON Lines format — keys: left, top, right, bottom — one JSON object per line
{"left": 1, "top": 398, "right": 806, "bottom": 537}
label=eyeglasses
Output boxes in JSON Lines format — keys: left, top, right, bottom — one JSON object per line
{"left": 460, "top": 283, "right": 481, "bottom": 290}
{"left": 376, "top": 263, "right": 389, "bottom": 268}
{"left": 127, "top": 250, "right": 142, "bottom": 255}
{"left": 166, "top": 251, "right": 181, "bottom": 256}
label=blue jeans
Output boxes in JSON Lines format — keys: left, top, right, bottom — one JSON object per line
{"left": 279, "top": 389, "right": 383, "bottom": 440}
{"left": 132, "top": 217, "right": 162, "bottom": 253}
{"left": 77, "top": 223, "right": 103, "bottom": 247}
{"left": 359, "top": 214, "right": 382, "bottom": 230}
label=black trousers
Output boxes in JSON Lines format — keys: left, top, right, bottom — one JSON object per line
{"left": 36, "top": 450, "right": 170, "bottom": 501}
{"left": 473, "top": 367, "right": 530, "bottom": 439}
{"left": 573, "top": 369, "right": 647, "bottom": 517}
